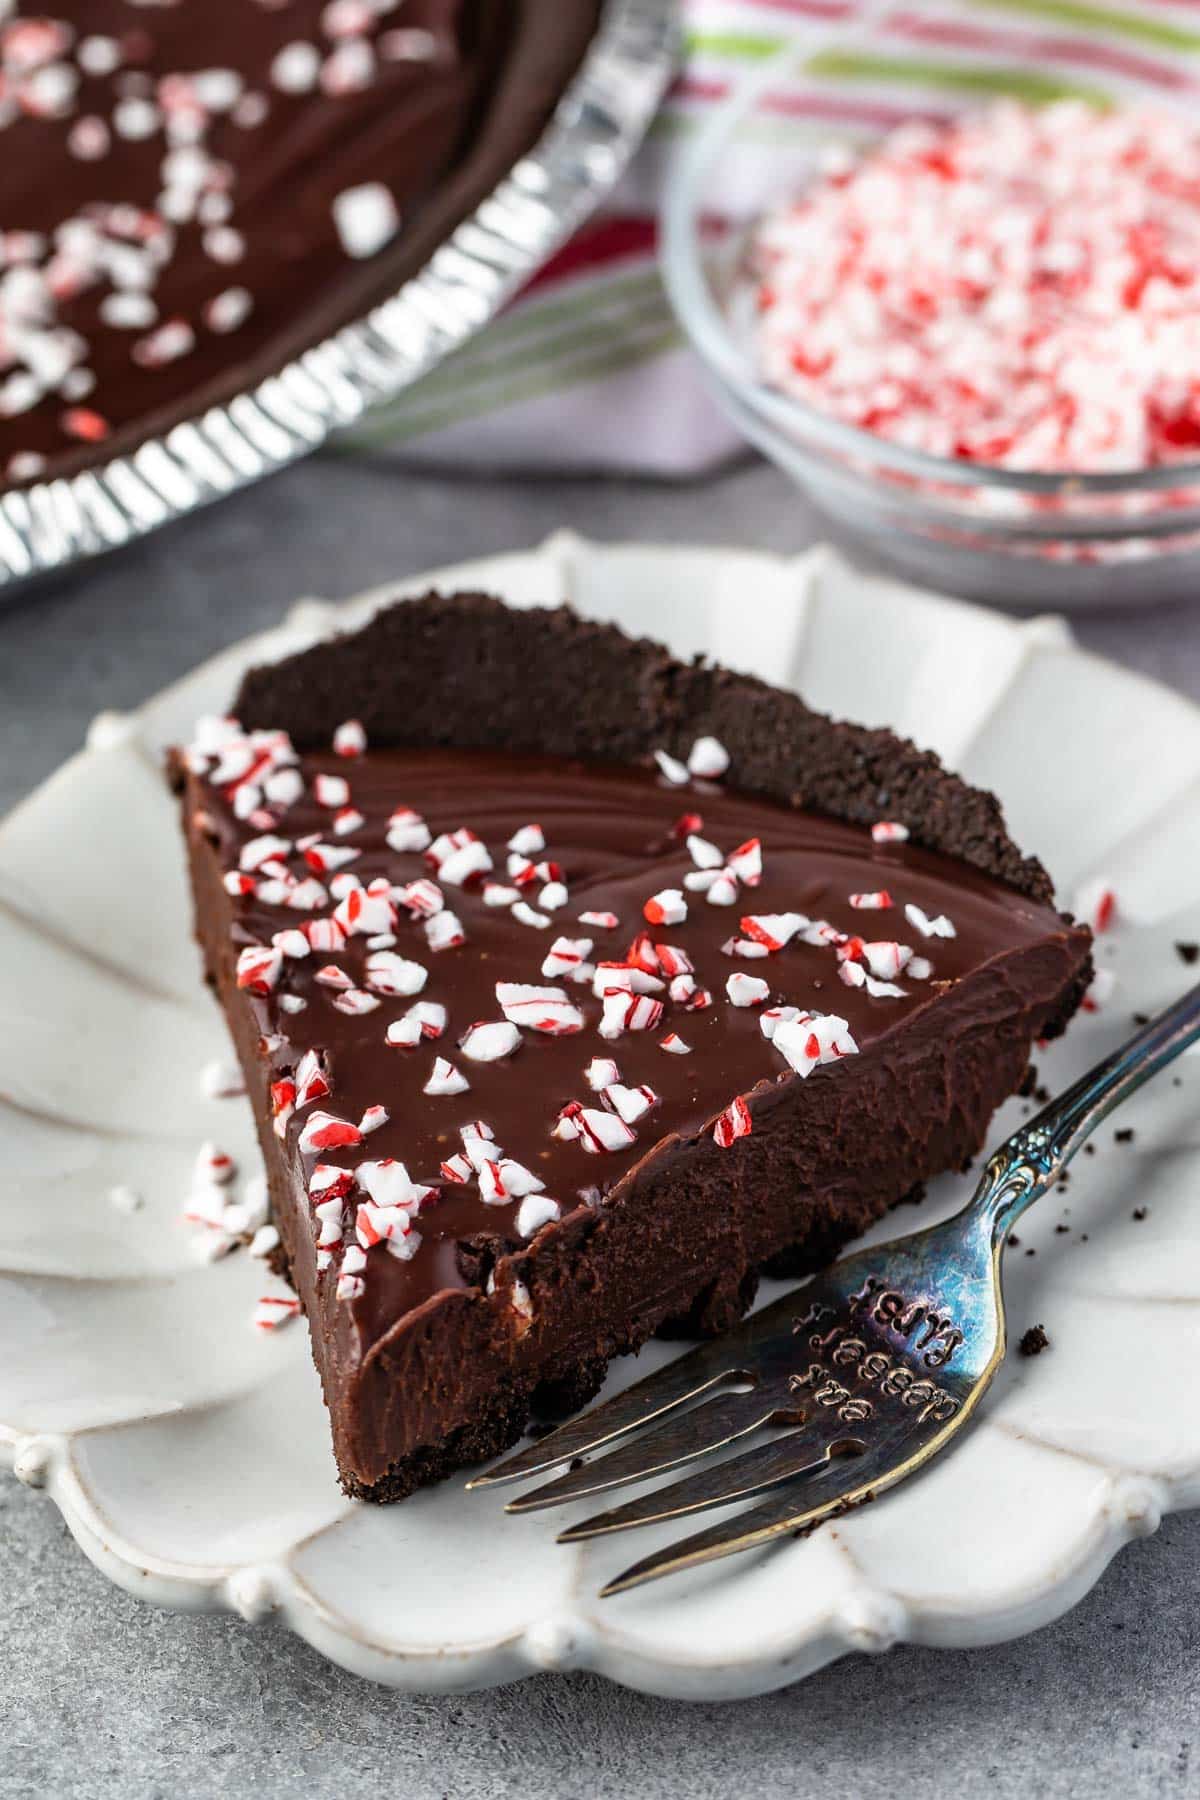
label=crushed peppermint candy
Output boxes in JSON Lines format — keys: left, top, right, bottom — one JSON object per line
{"left": 1074, "top": 877, "right": 1118, "bottom": 936}
{"left": 751, "top": 100, "right": 1200, "bottom": 475}
{"left": 687, "top": 736, "right": 730, "bottom": 779}
{"left": 713, "top": 1095, "right": 752, "bottom": 1148}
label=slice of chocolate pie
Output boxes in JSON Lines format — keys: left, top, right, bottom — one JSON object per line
{"left": 172, "top": 594, "right": 1092, "bottom": 1500}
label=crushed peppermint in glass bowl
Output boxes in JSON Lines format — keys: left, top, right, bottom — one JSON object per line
{"left": 662, "top": 39, "right": 1200, "bottom": 606}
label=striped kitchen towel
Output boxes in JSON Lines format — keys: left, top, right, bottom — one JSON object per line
{"left": 339, "top": 0, "right": 1200, "bottom": 476}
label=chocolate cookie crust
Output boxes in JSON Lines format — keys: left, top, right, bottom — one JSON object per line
{"left": 235, "top": 591, "right": 1055, "bottom": 905}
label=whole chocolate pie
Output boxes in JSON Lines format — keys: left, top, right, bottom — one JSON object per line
{"left": 0, "top": 1, "right": 600, "bottom": 486}
{"left": 172, "top": 594, "right": 1093, "bottom": 1500}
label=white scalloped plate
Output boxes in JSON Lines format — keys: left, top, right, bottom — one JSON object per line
{"left": 2, "top": 537, "right": 1199, "bottom": 1700}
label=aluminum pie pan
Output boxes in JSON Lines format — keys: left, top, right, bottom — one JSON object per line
{"left": 0, "top": 0, "right": 678, "bottom": 594}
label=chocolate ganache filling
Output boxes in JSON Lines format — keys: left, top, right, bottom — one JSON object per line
{"left": 190, "top": 738, "right": 1087, "bottom": 1352}
{"left": 0, "top": 1, "right": 600, "bottom": 485}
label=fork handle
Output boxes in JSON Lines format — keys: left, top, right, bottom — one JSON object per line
{"left": 979, "top": 978, "right": 1200, "bottom": 1242}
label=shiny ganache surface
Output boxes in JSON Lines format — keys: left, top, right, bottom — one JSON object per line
{"left": 0, "top": 1, "right": 594, "bottom": 484}
{"left": 195, "top": 745, "right": 1081, "bottom": 1333}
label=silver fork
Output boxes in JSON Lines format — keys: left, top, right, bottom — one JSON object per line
{"left": 470, "top": 981, "right": 1200, "bottom": 1596}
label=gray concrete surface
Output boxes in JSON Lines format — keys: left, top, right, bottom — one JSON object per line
{"left": 1, "top": 454, "right": 1197, "bottom": 1799}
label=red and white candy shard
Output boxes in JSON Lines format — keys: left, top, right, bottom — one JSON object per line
{"left": 850, "top": 890, "right": 893, "bottom": 911}
{"left": 760, "top": 1004, "right": 803, "bottom": 1042}
{"left": 359, "top": 1105, "right": 389, "bottom": 1135}
{"left": 334, "top": 880, "right": 396, "bottom": 938}
{"left": 705, "top": 871, "right": 738, "bottom": 907}
{"left": 871, "top": 822, "right": 909, "bottom": 844}
{"left": 297, "top": 1110, "right": 362, "bottom": 1155}
{"left": 425, "top": 910, "right": 465, "bottom": 951}
{"left": 598, "top": 989, "right": 664, "bottom": 1041}
{"left": 314, "top": 964, "right": 353, "bottom": 990}
{"left": 687, "top": 833, "right": 724, "bottom": 870}
{"left": 240, "top": 832, "right": 291, "bottom": 873}
{"left": 726, "top": 971, "right": 770, "bottom": 1007}
{"left": 542, "top": 936, "right": 593, "bottom": 979}
{"left": 726, "top": 839, "right": 762, "bottom": 886}
{"left": 253, "top": 1294, "right": 301, "bottom": 1331}
{"left": 484, "top": 883, "right": 520, "bottom": 908}
{"left": 585, "top": 1056, "right": 620, "bottom": 1090}
{"left": 660, "top": 1032, "right": 691, "bottom": 1054}
{"left": 303, "top": 841, "right": 359, "bottom": 875}
{"left": 576, "top": 1107, "right": 637, "bottom": 1153}
{"left": 333, "top": 718, "right": 367, "bottom": 757}
{"left": 643, "top": 888, "right": 686, "bottom": 926}
{"left": 512, "top": 901, "right": 550, "bottom": 930}
{"left": 687, "top": 736, "right": 730, "bottom": 778}
{"left": 264, "top": 767, "right": 304, "bottom": 808}
{"left": 294, "top": 1049, "right": 331, "bottom": 1107}
{"left": 314, "top": 772, "right": 349, "bottom": 807}
{"left": 739, "top": 912, "right": 807, "bottom": 950}
{"left": 772, "top": 1013, "right": 860, "bottom": 1078}
{"left": 507, "top": 823, "right": 545, "bottom": 855}
{"left": 364, "top": 950, "right": 428, "bottom": 996}
{"left": 724, "top": 936, "right": 770, "bottom": 960}
{"left": 517, "top": 1195, "right": 561, "bottom": 1239}
{"left": 905, "top": 904, "right": 956, "bottom": 940}
{"left": 333, "top": 807, "right": 365, "bottom": 837}
{"left": 603, "top": 1082, "right": 659, "bottom": 1124}
{"left": 331, "top": 987, "right": 379, "bottom": 1016}
{"left": 397, "top": 878, "right": 443, "bottom": 917}
{"left": 424, "top": 1057, "right": 469, "bottom": 1096}
{"left": 713, "top": 1095, "right": 752, "bottom": 1148}
{"left": 1074, "top": 877, "right": 1118, "bottom": 935}
{"left": 194, "top": 1142, "right": 236, "bottom": 1186}
{"left": 459, "top": 1020, "right": 520, "bottom": 1062}
{"left": 579, "top": 910, "right": 618, "bottom": 930}
{"left": 495, "top": 982, "right": 585, "bottom": 1035}
{"left": 236, "top": 945, "right": 282, "bottom": 994}
{"left": 440, "top": 1153, "right": 473, "bottom": 1184}
{"left": 654, "top": 748, "right": 689, "bottom": 786}
{"left": 387, "top": 808, "right": 431, "bottom": 853}
{"left": 860, "top": 941, "right": 912, "bottom": 982}
{"left": 437, "top": 837, "right": 493, "bottom": 886}
{"left": 384, "top": 1000, "right": 446, "bottom": 1048}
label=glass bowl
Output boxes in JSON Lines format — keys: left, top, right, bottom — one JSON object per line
{"left": 660, "top": 22, "right": 1200, "bottom": 607}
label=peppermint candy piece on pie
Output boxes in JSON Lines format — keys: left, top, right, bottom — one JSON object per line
{"left": 495, "top": 982, "right": 585, "bottom": 1035}
{"left": 387, "top": 807, "right": 432, "bottom": 854}
{"left": 713, "top": 1096, "right": 752, "bottom": 1148}
{"left": 332, "top": 719, "right": 366, "bottom": 758}
{"left": 905, "top": 904, "right": 956, "bottom": 940}
{"left": 459, "top": 1021, "right": 520, "bottom": 1062}
{"left": 297, "top": 1110, "right": 363, "bottom": 1155}
{"left": 364, "top": 951, "right": 428, "bottom": 997}
{"left": 424, "top": 1057, "right": 469, "bottom": 1095}
{"left": 516, "top": 1195, "right": 561, "bottom": 1239}
{"left": 236, "top": 945, "right": 282, "bottom": 994}
{"left": 687, "top": 736, "right": 730, "bottom": 779}
{"left": 726, "top": 972, "right": 770, "bottom": 1007}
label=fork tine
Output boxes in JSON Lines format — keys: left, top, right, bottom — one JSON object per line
{"left": 467, "top": 1335, "right": 751, "bottom": 1490}
{"left": 598, "top": 1466, "right": 872, "bottom": 1597}
{"left": 503, "top": 1389, "right": 776, "bottom": 1513}
{"left": 557, "top": 1422, "right": 861, "bottom": 1543}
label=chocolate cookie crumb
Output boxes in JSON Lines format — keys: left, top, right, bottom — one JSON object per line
{"left": 1176, "top": 941, "right": 1199, "bottom": 966}
{"left": 1019, "top": 1324, "right": 1050, "bottom": 1356}
{"left": 1132, "top": 1206, "right": 1148, "bottom": 1221}
{"left": 1115, "top": 1127, "right": 1135, "bottom": 1144}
